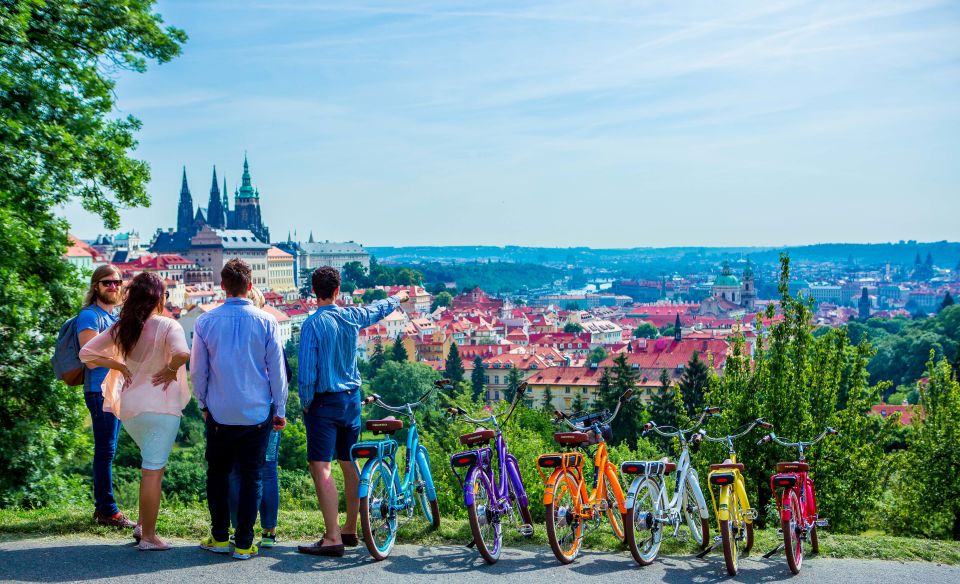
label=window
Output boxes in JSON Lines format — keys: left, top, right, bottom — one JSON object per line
{"left": 565, "top": 387, "right": 571, "bottom": 394}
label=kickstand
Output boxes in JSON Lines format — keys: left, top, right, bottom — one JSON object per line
{"left": 695, "top": 543, "right": 715, "bottom": 559}
{"left": 763, "top": 544, "right": 784, "bottom": 559}
{"left": 465, "top": 540, "right": 476, "bottom": 548}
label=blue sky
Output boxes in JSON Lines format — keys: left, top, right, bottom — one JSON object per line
{"left": 65, "top": 0, "right": 960, "bottom": 247}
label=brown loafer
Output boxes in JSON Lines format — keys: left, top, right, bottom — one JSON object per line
{"left": 341, "top": 533, "right": 359, "bottom": 547}
{"left": 297, "top": 539, "right": 345, "bottom": 557}
{"left": 94, "top": 511, "right": 136, "bottom": 529}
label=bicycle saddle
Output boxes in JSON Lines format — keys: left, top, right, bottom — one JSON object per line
{"left": 460, "top": 429, "right": 496, "bottom": 446}
{"left": 366, "top": 416, "right": 403, "bottom": 435}
{"left": 554, "top": 431, "right": 589, "bottom": 446}
{"left": 776, "top": 462, "right": 809, "bottom": 473}
{"left": 709, "top": 460, "right": 745, "bottom": 472}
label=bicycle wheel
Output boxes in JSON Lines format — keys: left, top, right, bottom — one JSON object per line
{"left": 810, "top": 523, "right": 820, "bottom": 553}
{"left": 545, "top": 470, "right": 584, "bottom": 564}
{"left": 605, "top": 488, "right": 626, "bottom": 543}
{"left": 359, "top": 460, "right": 397, "bottom": 561}
{"left": 467, "top": 470, "right": 502, "bottom": 564}
{"left": 508, "top": 479, "right": 534, "bottom": 533}
{"left": 782, "top": 490, "right": 804, "bottom": 574}
{"left": 415, "top": 463, "right": 441, "bottom": 529}
{"left": 624, "top": 477, "right": 662, "bottom": 566}
{"left": 682, "top": 476, "right": 710, "bottom": 548}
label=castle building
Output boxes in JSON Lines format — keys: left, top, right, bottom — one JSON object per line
{"left": 150, "top": 155, "right": 270, "bottom": 253}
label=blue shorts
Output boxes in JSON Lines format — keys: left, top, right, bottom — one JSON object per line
{"left": 303, "top": 389, "right": 361, "bottom": 462}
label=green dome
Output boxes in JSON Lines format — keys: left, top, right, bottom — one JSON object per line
{"left": 714, "top": 274, "right": 741, "bottom": 287}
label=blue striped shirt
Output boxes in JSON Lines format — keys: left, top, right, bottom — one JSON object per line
{"left": 298, "top": 296, "right": 401, "bottom": 410}
{"left": 191, "top": 297, "right": 288, "bottom": 425}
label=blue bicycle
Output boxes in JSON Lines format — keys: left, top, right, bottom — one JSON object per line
{"left": 352, "top": 379, "right": 450, "bottom": 560}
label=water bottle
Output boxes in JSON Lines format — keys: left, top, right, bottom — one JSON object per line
{"left": 265, "top": 430, "right": 280, "bottom": 462}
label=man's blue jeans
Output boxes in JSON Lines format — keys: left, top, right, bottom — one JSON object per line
{"left": 84, "top": 392, "right": 121, "bottom": 516}
{"left": 228, "top": 431, "right": 281, "bottom": 532}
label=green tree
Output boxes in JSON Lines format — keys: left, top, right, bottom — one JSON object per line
{"left": 649, "top": 369, "right": 679, "bottom": 450}
{"left": 431, "top": 291, "right": 453, "bottom": 312}
{"left": 471, "top": 356, "right": 485, "bottom": 402}
{"left": 542, "top": 387, "right": 556, "bottom": 411}
{"left": 633, "top": 322, "right": 659, "bottom": 338}
{"left": 0, "top": 0, "right": 185, "bottom": 505}
{"left": 370, "top": 361, "right": 440, "bottom": 410}
{"left": 604, "top": 353, "right": 645, "bottom": 446}
{"left": 445, "top": 343, "right": 465, "bottom": 384}
{"left": 891, "top": 356, "right": 960, "bottom": 539}
{"left": 588, "top": 346, "right": 608, "bottom": 365}
{"left": 564, "top": 301, "right": 583, "bottom": 311}
{"left": 341, "top": 261, "right": 368, "bottom": 288}
{"left": 941, "top": 291, "right": 955, "bottom": 312}
{"left": 563, "top": 322, "right": 583, "bottom": 333}
{"left": 678, "top": 351, "right": 710, "bottom": 417}
{"left": 570, "top": 391, "right": 585, "bottom": 414}
{"left": 362, "top": 288, "right": 388, "bottom": 303}
{"left": 391, "top": 334, "right": 409, "bottom": 362}
{"left": 369, "top": 337, "right": 386, "bottom": 377}
{"left": 506, "top": 366, "right": 524, "bottom": 402}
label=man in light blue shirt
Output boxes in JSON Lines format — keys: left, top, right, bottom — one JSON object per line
{"left": 297, "top": 266, "right": 408, "bottom": 557}
{"left": 191, "top": 258, "right": 288, "bottom": 559}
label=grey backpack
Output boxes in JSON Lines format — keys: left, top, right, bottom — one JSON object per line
{"left": 51, "top": 308, "right": 104, "bottom": 387}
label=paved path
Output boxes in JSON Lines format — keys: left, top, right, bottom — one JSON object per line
{"left": 0, "top": 537, "right": 956, "bottom": 583}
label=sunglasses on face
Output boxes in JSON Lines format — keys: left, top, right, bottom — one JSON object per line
{"left": 99, "top": 280, "right": 123, "bottom": 288}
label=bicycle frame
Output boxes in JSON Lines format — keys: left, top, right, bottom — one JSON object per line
{"left": 451, "top": 427, "right": 528, "bottom": 514}
{"left": 541, "top": 438, "right": 624, "bottom": 516}
{"left": 357, "top": 410, "right": 436, "bottom": 507}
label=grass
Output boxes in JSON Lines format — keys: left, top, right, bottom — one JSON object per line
{"left": 2, "top": 505, "right": 959, "bottom": 564}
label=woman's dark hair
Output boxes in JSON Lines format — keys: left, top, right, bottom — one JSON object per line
{"left": 112, "top": 272, "right": 164, "bottom": 357}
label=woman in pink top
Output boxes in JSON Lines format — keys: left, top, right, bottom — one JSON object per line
{"left": 80, "top": 272, "right": 191, "bottom": 551}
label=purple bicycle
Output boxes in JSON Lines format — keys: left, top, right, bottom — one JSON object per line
{"left": 446, "top": 383, "right": 534, "bottom": 564}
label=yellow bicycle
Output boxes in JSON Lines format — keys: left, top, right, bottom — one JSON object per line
{"left": 698, "top": 418, "right": 771, "bottom": 576}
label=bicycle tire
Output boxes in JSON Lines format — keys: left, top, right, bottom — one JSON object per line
{"left": 467, "top": 471, "right": 502, "bottom": 564}
{"left": 360, "top": 460, "right": 397, "bottom": 561}
{"left": 604, "top": 472, "right": 626, "bottom": 543}
{"left": 783, "top": 490, "right": 803, "bottom": 574}
{"left": 720, "top": 517, "right": 737, "bottom": 576}
{"left": 415, "top": 454, "right": 441, "bottom": 529}
{"left": 545, "top": 470, "right": 583, "bottom": 564}
{"left": 624, "top": 476, "right": 662, "bottom": 566}
{"left": 683, "top": 477, "right": 710, "bottom": 549}
{"left": 810, "top": 523, "right": 820, "bottom": 553}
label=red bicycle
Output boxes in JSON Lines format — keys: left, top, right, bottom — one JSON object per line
{"left": 757, "top": 427, "right": 838, "bottom": 574}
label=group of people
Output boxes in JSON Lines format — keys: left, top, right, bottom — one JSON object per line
{"left": 76, "top": 259, "right": 408, "bottom": 559}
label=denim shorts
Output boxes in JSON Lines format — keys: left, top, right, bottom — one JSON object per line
{"left": 122, "top": 412, "right": 181, "bottom": 470}
{"left": 303, "top": 389, "right": 361, "bottom": 462}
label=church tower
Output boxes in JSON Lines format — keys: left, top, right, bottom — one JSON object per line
{"left": 232, "top": 154, "right": 270, "bottom": 242}
{"left": 176, "top": 167, "right": 195, "bottom": 235}
{"left": 206, "top": 166, "right": 226, "bottom": 229}
{"left": 742, "top": 261, "right": 757, "bottom": 310}
{"left": 858, "top": 287, "right": 871, "bottom": 321}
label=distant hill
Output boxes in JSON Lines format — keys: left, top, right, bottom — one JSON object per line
{"left": 369, "top": 241, "right": 960, "bottom": 269}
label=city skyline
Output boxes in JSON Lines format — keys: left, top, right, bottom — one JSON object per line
{"left": 62, "top": 0, "right": 960, "bottom": 247}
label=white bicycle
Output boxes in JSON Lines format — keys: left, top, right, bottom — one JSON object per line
{"left": 622, "top": 407, "right": 718, "bottom": 566}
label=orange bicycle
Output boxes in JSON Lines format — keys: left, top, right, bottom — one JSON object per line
{"left": 538, "top": 390, "right": 633, "bottom": 564}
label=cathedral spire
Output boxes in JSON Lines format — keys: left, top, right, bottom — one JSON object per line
{"left": 206, "top": 166, "right": 225, "bottom": 229}
{"left": 308, "top": 230, "right": 315, "bottom": 243}
{"left": 238, "top": 152, "right": 256, "bottom": 198}
{"left": 177, "top": 166, "right": 195, "bottom": 235}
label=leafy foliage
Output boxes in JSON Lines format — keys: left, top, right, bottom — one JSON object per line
{"left": 444, "top": 343, "right": 464, "bottom": 383}
{"left": 0, "top": 0, "right": 184, "bottom": 505}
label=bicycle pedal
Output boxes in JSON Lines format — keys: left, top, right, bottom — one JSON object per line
{"left": 815, "top": 518, "right": 829, "bottom": 527}
{"left": 517, "top": 524, "right": 534, "bottom": 537}
{"left": 744, "top": 508, "right": 759, "bottom": 520}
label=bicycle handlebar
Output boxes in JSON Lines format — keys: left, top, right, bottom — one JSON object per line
{"left": 700, "top": 418, "right": 770, "bottom": 444}
{"left": 554, "top": 389, "right": 634, "bottom": 431}
{"left": 446, "top": 382, "right": 528, "bottom": 428}
{"left": 363, "top": 379, "right": 452, "bottom": 415}
{"left": 642, "top": 405, "right": 723, "bottom": 439}
{"left": 757, "top": 427, "right": 838, "bottom": 448}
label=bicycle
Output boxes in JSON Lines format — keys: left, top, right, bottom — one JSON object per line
{"left": 698, "top": 418, "right": 772, "bottom": 576}
{"left": 538, "top": 389, "right": 634, "bottom": 564}
{"left": 757, "top": 426, "right": 838, "bottom": 574}
{"left": 622, "top": 406, "right": 720, "bottom": 566}
{"left": 446, "top": 382, "right": 534, "bottom": 564}
{"left": 352, "top": 379, "right": 451, "bottom": 560}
